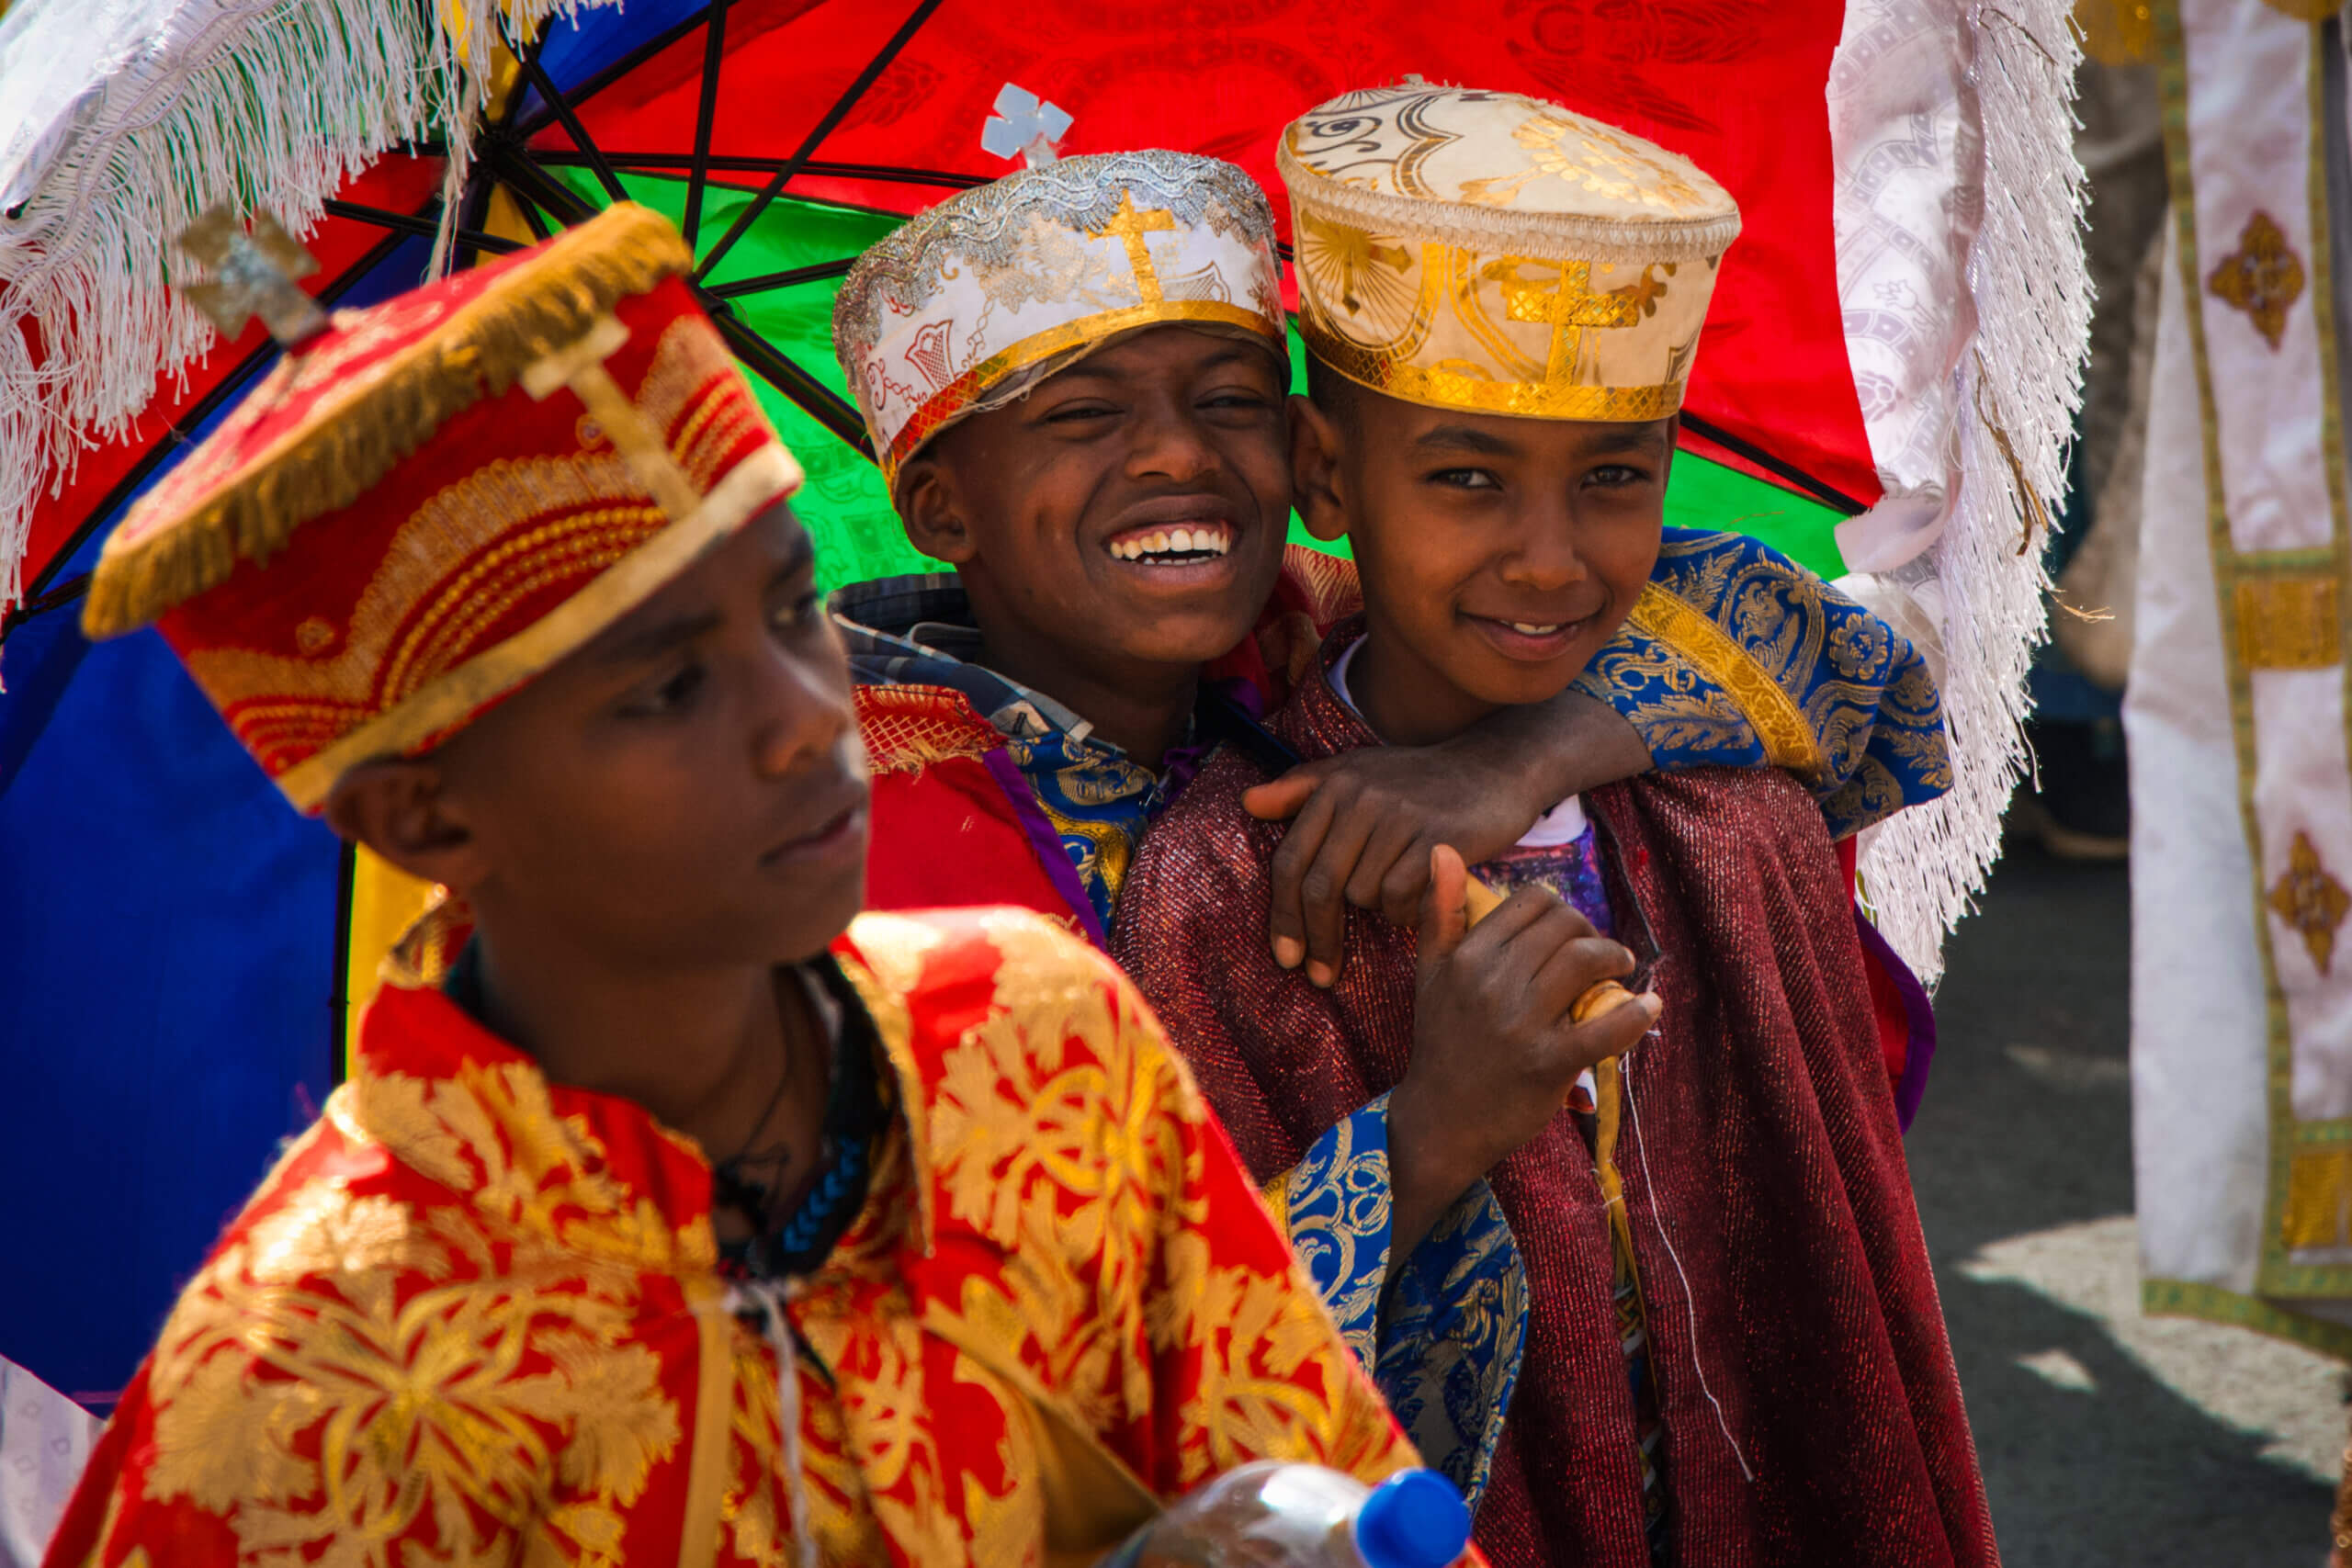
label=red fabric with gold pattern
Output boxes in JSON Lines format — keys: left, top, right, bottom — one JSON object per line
{"left": 82, "top": 205, "right": 799, "bottom": 813}
{"left": 44, "top": 907, "right": 1442, "bottom": 1568}
{"left": 857, "top": 682, "right": 1111, "bottom": 942}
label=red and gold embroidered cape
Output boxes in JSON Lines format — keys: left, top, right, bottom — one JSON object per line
{"left": 45, "top": 907, "right": 1427, "bottom": 1568}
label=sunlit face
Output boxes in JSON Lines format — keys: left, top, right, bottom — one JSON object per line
{"left": 901, "top": 324, "right": 1294, "bottom": 672}
{"left": 424, "top": 502, "right": 870, "bottom": 968}
{"left": 1306, "top": 387, "right": 1669, "bottom": 740}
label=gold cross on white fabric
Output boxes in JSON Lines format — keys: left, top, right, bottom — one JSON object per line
{"left": 1095, "top": 193, "right": 1179, "bottom": 305}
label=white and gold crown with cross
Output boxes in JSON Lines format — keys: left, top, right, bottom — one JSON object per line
{"left": 831, "top": 150, "right": 1287, "bottom": 491}
{"left": 1278, "top": 83, "right": 1741, "bottom": 423}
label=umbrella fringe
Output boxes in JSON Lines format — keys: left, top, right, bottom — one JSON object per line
{"left": 79, "top": 204, "right": 691, "bottom": 639}
{"left": 1846, "top": 0, "right": 2092, "bottom": 987}
{"left": 0, "top": 0, "right": 613, "bottom": 621}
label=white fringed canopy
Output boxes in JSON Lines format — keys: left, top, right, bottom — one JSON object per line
{"left": 1829, "top": 0, "right": 2089, "bottom": 982}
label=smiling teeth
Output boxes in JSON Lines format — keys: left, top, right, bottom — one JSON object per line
{"left": 1111, "top": 525, "right": 1233, "bottom": 561}
{"left": 1506, "top": 621, "right": 1564, "bottom": 635}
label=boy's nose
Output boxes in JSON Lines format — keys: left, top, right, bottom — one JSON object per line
{"left": 1125, "top": 398, "right": 1217, "bottom": 482}
{"left": 1500, "top": 512, "right": 1590, "bottom": 591}
{"left": 749, "top": 643, "right": 854, "bottom": 780}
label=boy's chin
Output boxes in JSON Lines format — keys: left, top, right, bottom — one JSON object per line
{"left": 1099, "top": 612, "right": 1266, "bottom": 671}
{"left": 1446, "top": 641, "right": 1607, "bottom": 709}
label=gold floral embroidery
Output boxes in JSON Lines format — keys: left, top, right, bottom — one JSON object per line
{"left": 2208, "top": 209, "right": 2306, "bottom": 351}
{"left": 1148, "top": 1230, "right": 1403, "bottom": 1488}
{"left": 352, "top": 1056, "right": 711, "bottom": 1273}
{"left": 141, "top": 1180, "right": 680, "bottom": 1568}
{"left": 2268, "top": 830, "right": 2351, "bottom": 976}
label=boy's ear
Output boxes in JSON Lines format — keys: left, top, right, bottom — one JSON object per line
{"left": 1289, "top": 394, "right": 1351, "bottom": 544}
{"left": 323, "top": 758, "right": 488, "bottom": 893}
{"left": 896, "top": 454, "right": 979, "bottom": 567}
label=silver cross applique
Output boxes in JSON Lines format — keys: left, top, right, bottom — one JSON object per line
{"left": 981, "top": 83, "right": 1073, "bottom": 169}
{"left": 176, "top": 207, "right": 331, "bottom": 346}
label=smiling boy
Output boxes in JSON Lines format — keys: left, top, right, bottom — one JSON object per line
{"left": 1116, "top": 88, "right": 1995, "bottom": 1568}
{"left": 44, "top": 205, "right": 1431, "bottom": 1568}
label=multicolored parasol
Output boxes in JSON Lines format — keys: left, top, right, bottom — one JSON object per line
{"left": 0, "top": 0, "right": 2085, "bottom": 1402}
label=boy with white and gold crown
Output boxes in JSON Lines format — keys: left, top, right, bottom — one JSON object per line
{"left": 1117, "top": 85, "right": 1996, "bottom": 1568}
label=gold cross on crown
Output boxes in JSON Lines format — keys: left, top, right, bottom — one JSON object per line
{"left": 1095, "top": 192, "right": 1179, "bottom": 305}
{"left": 176, "top": 207, "right": 331, "bottom": 346}
{"left": 1496, "top": 259, "right": 1641, "bottom": 381}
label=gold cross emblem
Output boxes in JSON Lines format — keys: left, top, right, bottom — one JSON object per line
{"left": 2268, "top": 829, "right": 2351, "bottom": 976}
{"left": 176, "top": 206, "right": 330, "bottom": 346}
{"left": 2208, "top": 209, "right": 2305, "bottom": 352}
{"left": 1493, "top": 259, "right": 1643, "bottom": 381}
{"left": 1094, "top": 191, "right": 1179, "bottom": 305}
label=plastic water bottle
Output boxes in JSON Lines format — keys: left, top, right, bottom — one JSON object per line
{"left": 1097, "top": 1462, "right": 1473, "bottom": 1568}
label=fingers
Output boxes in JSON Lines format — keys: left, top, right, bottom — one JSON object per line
{"left": 1267, "top": 788, "right": 1337, "bottom": 973}
{"left": 1557, "top": 987, "right": 1661, "bottom": 1077}
{"left": 1241, "top": 760, "right": 1338, "bottom": 823}
{"left": 1300, "top": 804, "right": 1379, "bottom": 987}
{"left": 1416, "top": 845, "right": 1473, "bottom": 970}
{"left": 1377, "top": 834, "right": 1437, "bottom": 928}
{"left": 1344, "top": 814, "right": 1424, "bottom": 916}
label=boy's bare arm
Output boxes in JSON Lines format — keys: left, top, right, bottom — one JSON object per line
{"left": 1243, "top": 689, "right": 1652, "bottom": 986}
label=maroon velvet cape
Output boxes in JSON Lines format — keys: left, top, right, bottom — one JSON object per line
{"left": 1112, "top": 663, "right": 1998, "bottom": 1568}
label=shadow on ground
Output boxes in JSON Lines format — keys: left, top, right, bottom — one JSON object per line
{"left": 1910, "top": 841, "right": 2336, "bottom": 1566}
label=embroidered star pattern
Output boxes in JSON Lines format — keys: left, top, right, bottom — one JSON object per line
{"left": 2208, "top": 209, "right": 2305, "bottom": 351}
{"left": 2267, "top": 829, "right": 2350, "bottom": 976}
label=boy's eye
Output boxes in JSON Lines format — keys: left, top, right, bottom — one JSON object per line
{"left": 1587, "top": 463, "right": 1650, "bottom": 488}
{"left": 770, "top": 591, "right": 824, "bottom": 633}
{"left": 1427, "top": 468, "right": 1501, "bottom": 491}
{"left": 1042, "top": 401, "right": 1119, "bottom": 425}
{"left": 622, "top": 662, "right": 706, "bottom": 717}
{"left": 1201, "top": 389, "right": 1272, "bottom": 412}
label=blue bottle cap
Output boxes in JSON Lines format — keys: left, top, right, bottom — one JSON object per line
{"left": 1353, "top": 1469, "right": 1472, "bottom": 1568}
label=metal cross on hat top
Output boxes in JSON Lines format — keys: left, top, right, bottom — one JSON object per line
{"left": 176, "top": 206, "right": 331, "bottom": 347}
{"left": 981, "top": 83, "right": 1072, "bottom": 169}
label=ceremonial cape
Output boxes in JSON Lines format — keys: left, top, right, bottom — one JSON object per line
{"left": 1113, "top": 648, "right": 1996, "bottom": 1568}
{"left": 45, "top": 907, "right": 1424, "bottom": 1568}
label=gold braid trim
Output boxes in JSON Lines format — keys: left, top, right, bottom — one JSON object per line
{"left": 84, "top": 204, "right": 694, "bottom": 638}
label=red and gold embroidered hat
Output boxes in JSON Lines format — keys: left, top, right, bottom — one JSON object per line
{"left": 81, "top": 203, "right": 802, "bottom": 813}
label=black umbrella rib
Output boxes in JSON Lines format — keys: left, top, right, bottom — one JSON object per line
{"left": 703, "top": 258, "right": 855, "bottom": 299}
{"left": 537, "top": 151, "right": 986, "bottom": 190}
{"left": 490, "top": 146, "right": 605, "bottom": 229}
{"left": 682, "top": 0, "right": 734, "bottom": 251}
{"left": 512, "top": 9, "right": 717, "bottom": 135}
{"left": 701, "top": 299, "right": 873, "bottom": 456}
{"left": 1676, "top": 410, "right": 1868, "bottom": 517}
{"left": 320, "top": 200, "right": 524, "bottom": 257}
{"left": 695, "top": 0, "right": 951, "bottom": 282}
{"left": 515, "top": 44, "right": 630, "bottom": 204}
{"left": 9, "top": 227, "right": 417, "bottom": 623}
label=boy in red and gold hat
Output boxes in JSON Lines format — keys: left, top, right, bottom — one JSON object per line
{"left": 45, "top": 204, "right": 1430, "bottom": 1568}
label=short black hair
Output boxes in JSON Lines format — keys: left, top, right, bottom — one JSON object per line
{"left": 1302, "top": 350, "right": 1363, "bottom": 436}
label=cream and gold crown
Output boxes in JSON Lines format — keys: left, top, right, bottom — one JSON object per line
{"left": 1278, "top": 84, "right": 1741, "bottom": 423}
{"left": 832, "top": 151, "right": 1286, "bottom": 490}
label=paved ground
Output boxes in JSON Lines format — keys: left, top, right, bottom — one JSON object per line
{"left": 1915, "top": 842, "right": 2342, "bottom": 1565}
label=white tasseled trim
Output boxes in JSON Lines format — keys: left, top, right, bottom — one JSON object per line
{"left": 0, "top": 0, "right": 614, "bottom": 620}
